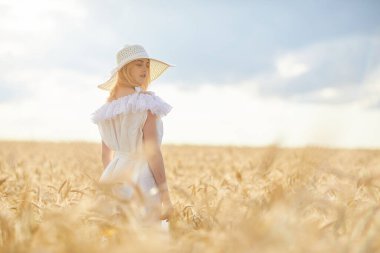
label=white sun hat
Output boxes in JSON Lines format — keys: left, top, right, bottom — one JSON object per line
{"left": 97, "top": 44, "right": 175, "bottom": 91}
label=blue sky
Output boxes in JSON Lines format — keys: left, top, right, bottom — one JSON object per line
{"left": 0, "top": 0, "right": 379, "bottom": 148}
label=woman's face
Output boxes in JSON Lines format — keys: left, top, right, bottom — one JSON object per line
{"left": 126, "top": 58, "right": 150, "bottom": 85}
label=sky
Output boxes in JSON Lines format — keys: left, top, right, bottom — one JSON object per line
{"left": 0, "top": 0, "right": 379, "bottom": 148}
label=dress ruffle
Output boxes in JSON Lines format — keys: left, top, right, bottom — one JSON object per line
{"left": 90, "top": 91, "right": 173, "bottom": 124}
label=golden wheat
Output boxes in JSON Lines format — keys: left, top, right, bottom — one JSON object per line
{"left": 0, "top": 141, "right": 379, "bottom": 252}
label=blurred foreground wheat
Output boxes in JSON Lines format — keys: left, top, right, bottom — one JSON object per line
{"left": 0, "top": 140, "right": 379, "bottom": 253}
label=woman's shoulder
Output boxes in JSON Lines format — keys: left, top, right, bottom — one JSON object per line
{"left": 128, "top": 90, "right": 173, "bottom": 117}
{"left": 90, "top": 90, "right": 173, "bottom": 124}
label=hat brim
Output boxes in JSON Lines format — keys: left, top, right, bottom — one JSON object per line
{"left": 97, "top": 57, "right": 175, "bottom": 91}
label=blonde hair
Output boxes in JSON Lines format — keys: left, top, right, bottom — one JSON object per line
{"left": 107, "top": 60, "right": 151, "bottom": 102}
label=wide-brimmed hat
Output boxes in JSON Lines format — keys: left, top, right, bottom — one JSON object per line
{"left": 97, "top": 44, "right": 175, "bottom": 90}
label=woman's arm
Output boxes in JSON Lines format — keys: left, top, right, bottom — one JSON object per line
{"left": 142, "top": 110, "right": 171, "bottom": 203}
{"left": 101, "top": 140, "right": 113, "bottom": 169}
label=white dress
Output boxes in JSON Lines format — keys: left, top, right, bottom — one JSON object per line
{"left": 90, "top": 89, "right": 172, "bottom": 229}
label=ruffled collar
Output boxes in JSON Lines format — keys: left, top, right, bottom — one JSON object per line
{"left": 90, "top": 91, "right": 173, "bottom": 124}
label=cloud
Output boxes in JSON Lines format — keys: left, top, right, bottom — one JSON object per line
{"left": 275, "top": 55, "right": 310, "bottom": 78}
{"left": 0, "top": 0, "right": 88, "bottom": 69}
{"left": 155, "top": 82, "right": 380, "bottom": 148}
{"left": 0, "top": 0, "right": 90, "bottom": 102}
{"left": 0, "top": 66, "right": 104, "bottom": 140}
{"left": 248, "top": 34, "right": 380, "bottom": 107}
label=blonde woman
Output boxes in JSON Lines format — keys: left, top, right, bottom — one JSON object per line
{"left": 90, "top": 44, "right": 175, "bottom": 228}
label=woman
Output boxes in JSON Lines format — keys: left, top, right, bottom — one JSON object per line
{"left": 90, "top": 44, "right": 175, "bottom": 228}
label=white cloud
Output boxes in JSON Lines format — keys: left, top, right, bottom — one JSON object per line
{"left": 318, "top": 87, "right": 339, "bottom": 99}
{"left": 255, "top": 34, "right": 380, "bottom": 108}
{"left": 275, "top": 54, "right": 309, "bottom": 78}
{"left": 0, "top": 0, "right": 87, "bottom": 32}
{"left": 0, "top": 0, "right": 87, "bottom": 65}
{"left": 0, "top": 67, "right": 103, "bottom": 140}
{"left": 155, "top": 82, "right": 380, "bottom": 148}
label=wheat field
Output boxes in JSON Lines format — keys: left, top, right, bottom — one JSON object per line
{"left": 0, "top": 140, "right": 379, "bottom": 253}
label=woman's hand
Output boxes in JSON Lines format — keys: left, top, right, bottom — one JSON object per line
{"left": 159, "top": 189, "right": 173, "bottom": 221}
{"left": 160, "top": 198, "right": 174, "bottom": 221}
